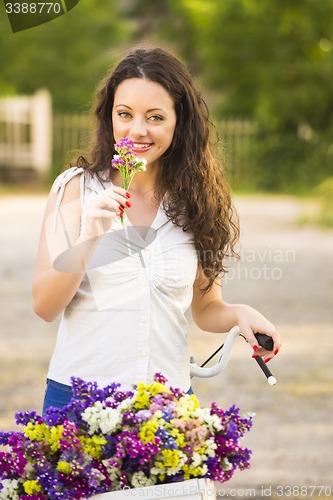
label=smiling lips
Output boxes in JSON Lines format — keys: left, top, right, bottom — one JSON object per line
{"left": 133, "top": 142, "right": 154, "bottom": 153}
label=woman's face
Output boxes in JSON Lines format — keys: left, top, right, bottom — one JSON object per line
{"left": 112, "top": 78, "right": 177, "bottom": 168}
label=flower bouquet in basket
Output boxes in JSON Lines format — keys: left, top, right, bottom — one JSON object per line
{"left": 0, "top": 373, "right": 253, "bottom": 500}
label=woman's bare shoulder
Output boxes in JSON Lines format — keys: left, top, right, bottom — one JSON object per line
{"left": 48, "top": 171, "right": 82, "bottom": 211}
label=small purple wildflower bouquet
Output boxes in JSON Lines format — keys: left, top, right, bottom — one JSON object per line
{"left": 0, "top": 374, "right": 253, "bottom": 500}
{"left": 111, "top": 138, "right": 147, "bottom": 225}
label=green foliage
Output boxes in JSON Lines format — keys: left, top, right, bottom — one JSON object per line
{"left": 1, "top": 0, "right": 333, "bottom": 191}
{"left": 0, "top": 0, "right": 131, "bottom": 112}
{"left": 313, "top": 177, "right": 333, "bottom": 226}
{"left": 138, "top": 0, "right": 333, "bottom": 191}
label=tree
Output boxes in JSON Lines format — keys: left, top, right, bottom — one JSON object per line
{"left": 0, "top": 0, "right": 131, "bottom": 112}
{"left": 131, "top": 0, "right": 333, "bottom": 189}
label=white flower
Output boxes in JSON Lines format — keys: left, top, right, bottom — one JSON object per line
{"left": 150, "top": 466, "right": 165, "bottom": 475}
{"left": 132, "top": 157, "right": 147, "bottom": 171}
{"left": 131, "top": 471, "right": 156, "bottom": 488}
{"left": 82, "top": 403, "right": 122, "bottom": 434}
{"left": 102, "top": 459, "right": 121, "bottom": 482}
{"left": 201, "top": 464, "right": 208, "bottom": 475}
{"left": 133, "top": 157, "right": 147, "bottom": 166}
{"left": 0, "top": 479, "right": 20, "bottom": 500}
{"left": 176, "top": 395, "right": 197, "bottom": 417}
{"left": 83, "top": 453, "right": 94, "bottom": 466}
{"left": 190, "top": 452, "right": 202, "bottom": 468}
{"left": 223, "top": 457, "right": 233, "bottom": 471}
{"left": 194, "top": 408, "right": 222, "bottom": 432}
{"left": 117, "top": 394, "right": 136, "bottom": 412}
{"left": 204, "top": 437, "right": 217, "bottom": 457}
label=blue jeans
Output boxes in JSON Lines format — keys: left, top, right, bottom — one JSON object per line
{"left": 43, "top": 379, "right": 194, "bottom": 414}
{"left": 42, "top": 379, "right": 77, "bottom": 415}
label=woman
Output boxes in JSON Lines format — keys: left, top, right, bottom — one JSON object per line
{"left": 32, "top": 47, "right": 281, "bottom": 412}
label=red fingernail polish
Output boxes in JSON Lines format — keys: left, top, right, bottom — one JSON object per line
{"left": 126, "top": 192, "right": 131, "bottom": 198}
{"left": 264, "top": 358, "right": 271, "bottom": 363}
{"left": 115, "top": 213, "right": 121, "bottom": 217}
{"left": 274, "top": 349, "right": 279, "bottom": 355}
{"left": 253, "top": 345, "right": 259, "bottom": 352}
{"left": 118, "top": 206, "right": 124, "bottom": 213}
{"left": 125, "top": 201, "right": 131, "bottom": 208}
{"left": 252, "top": 354, "right": 259, "bottom": 359}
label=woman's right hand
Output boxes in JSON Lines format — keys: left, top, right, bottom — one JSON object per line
{"left": 33, "top": 179, "right": 131, "bottom": 322}
{"left": 84, "top": 186, "right": 131, "bottom": 238}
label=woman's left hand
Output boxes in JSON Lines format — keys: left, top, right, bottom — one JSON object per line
{"left": 234, "top": 304, "right": 281, "bottom": 362}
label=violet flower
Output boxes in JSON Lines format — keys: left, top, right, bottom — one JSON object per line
{"left": 111, "top": 138, "right": 147, "bottom": 225}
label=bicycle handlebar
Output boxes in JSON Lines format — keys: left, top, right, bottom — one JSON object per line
{"left": 190, "top": 326, "right": 241, "bottom": 378}
{"left": 190, "top": 326, "right": 277, "bottom": 385}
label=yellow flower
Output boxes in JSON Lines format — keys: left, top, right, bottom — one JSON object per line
{"left": 139, "top": 421, "right": 158, "bottom": 444}
{"left": 24, "top": 422, "right": 65, "bottom": 452}
{"left": 169, "top": 428, "right": 186, "bottom": 448}
{"left": 161, "top": 449, "right": 179, "bottom": 468}
{"left": 190, "top": 394, "right": 200, "bottom": 409}
{"left": 148, "top": 382, "right": 169, "bottom": 395}
{"left": 23, "top": 480, "right": 42, "bottom": 495}
{"left": 137, "top": 382, "right": 148, "bottom": 392}
{"left": 181, "top": 464, "right": 203, "bottom": 480}
{"left": 159, "top": 474, "right": 166, "bottom": 481}
{"left": 57, "top": 461, "right": 72, "bottom": 474}
{"left": 48, "top": 425, "right": 64, "bottom": 452}
{"left": 134, "top": 392, "right": 150, "bottom": 409}
{"left": 24, "top": 422, "right": 50, "bottom": 442}
{"left": 134, "top": 382, "right": 150, "bottom": 409}
{"left": 79, "top": 434, "right": 107, "bottom": 458}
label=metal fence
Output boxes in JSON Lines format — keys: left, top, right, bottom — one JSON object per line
{"left": 52, "top": 113, "right": 92, "bottom": 171}
{"left": 216, "top": 119, "right": 257, "bottom": 184}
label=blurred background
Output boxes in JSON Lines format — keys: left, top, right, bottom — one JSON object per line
{"left": 0, "top": 0, "right": 332, "bottom": 497}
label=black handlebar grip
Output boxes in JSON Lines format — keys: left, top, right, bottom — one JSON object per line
{"left": 255, "top": 333, "right": 274, "bottom": 351}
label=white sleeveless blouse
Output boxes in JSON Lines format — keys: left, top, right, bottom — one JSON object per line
{"left": 47, "top": 167, "right": 198, "bottom": 392}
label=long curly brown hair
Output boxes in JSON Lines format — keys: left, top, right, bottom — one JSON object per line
{"left": 74, "top": 46, "right": 239, "bottom": 293}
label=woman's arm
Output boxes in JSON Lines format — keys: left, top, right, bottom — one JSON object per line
{"left": 32, "top": 175, "right": 129, "bottom": 322}
{"left": 191, "top": 265, "right": 281, "bottom": 361}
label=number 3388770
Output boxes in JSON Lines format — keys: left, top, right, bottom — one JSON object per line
{"left": 5, "top": 3, "right": 61, "bottom": 14}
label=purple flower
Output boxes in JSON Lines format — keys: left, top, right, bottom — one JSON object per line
{"left": 156, "top": 426, "right": 168, "bottom": 440}
{"left": 15, "top": 410, "right": 40, "bottom": 426}
{"left": 135, "top": 410, "right": 152, "bottom": 422}
{"left": 162, "top": 437, "right": 178, "bottom": 450}
{"left": 154, "top": 373, "right": 167, "bottom": 384}
{"left": 162, "top": 408, "right": 173, "bottom": 423}
{"left": 44, "top": 407, "right": 67, "bottom": 426}
{"left": 226, "top": 421, "right": 238, "bottom": 441}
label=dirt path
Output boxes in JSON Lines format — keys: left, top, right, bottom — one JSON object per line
{"left": 0, "top": 194, "right": 332, "bottom": 493}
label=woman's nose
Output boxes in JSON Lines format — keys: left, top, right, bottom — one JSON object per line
{"left": 130, "top": 117, "right": 147, "bottom": 137}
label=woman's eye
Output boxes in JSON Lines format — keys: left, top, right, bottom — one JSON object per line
{"left": 149, "top": 115, "right": 164, "bottom": 122}
{"left": 119, "top": 112, "right": 131, "bottom": 118}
